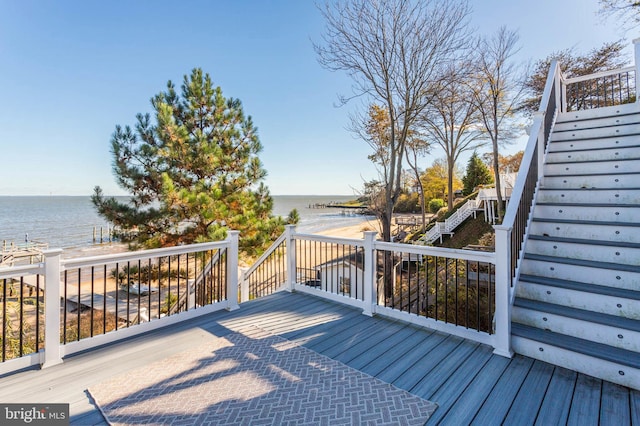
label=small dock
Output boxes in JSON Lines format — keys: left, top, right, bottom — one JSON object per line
{"left": 0, "top": 240, "right": 48, "bottom": 266}
{"left": 323, "top": 204, "right": 368, "bottom": 216}
{"left": 395, "top": 214, "right": 434, "bottom": 234}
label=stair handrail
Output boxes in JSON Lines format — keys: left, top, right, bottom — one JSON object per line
{"left": 167, "top": 250, "right": 222, "bottom": 315}
{"left": 444, "top": 199, "right": 475, "bottom": 232}
{"left": 243, "top": 231, "right": 287, "bottom": 280}
{"left": 496, "top": 60, "right": 561, "bottom": 292}
{"left": 492, "top": 60, "right": 562, "bottom": 357}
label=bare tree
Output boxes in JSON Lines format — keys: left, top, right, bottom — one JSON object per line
{"left": 405, "top": 133, "right": 430, "bottom": 232}
{"left": 421, "top": 63, "right": 485, "bottom": 211}
{"left": 599, "top": 0, "right": 640, "bottom": 29}
{"left": 471, "top": 27, "right": 524, "bottom": 221}
{"left": 315, "top": 0, "right": 471, "bottom": 246}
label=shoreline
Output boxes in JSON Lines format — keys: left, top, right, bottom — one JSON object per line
{"left": 58, "top": 214, "right": 416, "bottom": 260}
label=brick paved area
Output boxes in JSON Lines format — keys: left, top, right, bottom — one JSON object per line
{"left": 89, "top": 326, "right": 437, "bottom": 425}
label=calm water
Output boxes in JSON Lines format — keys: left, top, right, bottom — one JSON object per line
{"left": 0, "top": 195, "right": 370, "bottom": 250}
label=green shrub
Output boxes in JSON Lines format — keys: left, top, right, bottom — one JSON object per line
{"left": 429, "top": 198, "right": 444, "bottom": 213}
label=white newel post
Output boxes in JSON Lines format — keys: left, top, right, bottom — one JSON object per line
{"left": 492, "top": 225, "right": 514, "bottom": 358}
{"left": 226, "top": 231, "right": 240, "bottom": 311}
{"left": 634, "top": 38, "right": 640, "bottom": 103}
{"left": 239, "top": 267, "right": 249, "bottom": 304}
{"left": 42, "top": 249, "right": 63, "bottom": 368}
{"left": 286, "top": 225, "right": 297, "bottom": 292}
{"left": 362, "top": 231, "right": 377, "bottom": 317}
{"left": 553, "top": 61, "right": 563, "bottom": 113}
{"left": 534, "top": 113, "right": 546, "bottom": 178}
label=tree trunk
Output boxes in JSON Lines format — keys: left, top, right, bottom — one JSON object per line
{"left": 492, "top": 136, "right": 504, "bottom": 221}
{"left": 382, "top": 199, "right": 394, "bottom": 300}
{"left": 418, "top": 180, "right": 427, "bottom": 232}
{"left": 447, "top": 156, "right": 455, "bottom": 211}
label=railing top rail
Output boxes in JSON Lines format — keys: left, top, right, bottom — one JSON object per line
{"left": 0, "top": 263, "right": 44, "bottom": 279}
{"left": 375, "top": 240, "right": 496, "bottom": 263}
{"left": 538, "top": 60, "right": 562, "bottom": 116}
{"left": 501, "top": 61, "right": 560, "bottom": 227}
{"left": 243, "top": 231, "right": 287, "bottom": 278}
{"left": 564, "top": 65, "right": 635, "bottom": 85}
{"left": 292, "top": 232, "right": 365, "bottom": 247}
{"left": 500, "top": 115, "right": 543, "bottom": 227}
{"left": 62, "top": 240, "right": 229, "bottom": 270}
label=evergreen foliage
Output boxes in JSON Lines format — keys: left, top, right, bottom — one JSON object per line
{"left": 462, "top": 151, "right": 494, "bottom": 196}
{"left": 92, "top": 68, "right": 286, "bottom": 256}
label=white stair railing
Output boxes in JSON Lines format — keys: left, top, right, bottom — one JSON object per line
{"left": 417, "top": 199, "right": 482, "bottom": 245}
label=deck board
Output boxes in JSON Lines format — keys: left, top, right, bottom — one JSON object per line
{"left": 600, "top": 381, "right": 632, "bottom": 426}
{"left": 535, "top": 367, "right": 578, "bottom": 425}
{"left": 432, "top": 354, "right": 511, "bottom": 425}
{"left": 568, "top": 374, "right": 602, "bottom": 426}
{"left": 470, "top": 355, "right": 535, "bottom": 425}
{"left": 411, "top": 339, "right": 479, "bottom": 397}
{"left": 631, "top": 389, "right": 640, "bottom": 424}
{"left": 503, "top": 360, "right": 555, "bottom": 425}
{"left": 0, "top": 291, "right": 635, "bottom": 425}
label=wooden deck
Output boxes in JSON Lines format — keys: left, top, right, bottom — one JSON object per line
{"left": 1, "top": 291, "right": 638, "bottom": 425}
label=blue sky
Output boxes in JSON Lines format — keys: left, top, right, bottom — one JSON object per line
{"left": 0, "top": 0, "right": 633, "bottom": 196}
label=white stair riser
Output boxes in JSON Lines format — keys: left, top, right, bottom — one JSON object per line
{"left": 542, "top": 174, "right": 639, "bottom": 189}
{"left": 537, "top": 189, "right": 640, "bottom": 204}
{"left": 548, "top": 134, "right": 640, "bottom": 152}
{"left": 526, "top": 239, "right": 640, "bottom": 266}
{"left": 529, "top": 221, "right": 640, "bottom": 244}
{"left": 556, "top": 104, "right": 640, "bottom": 122}
{"left": 546, "top": 146, "right": 640, "bottom": 163}
{"left": 515, "top": 282, "right": 640, "bottom": 320}
{"left": 512, "top": 336, "right": 640, "bottom": 390}
{"left": 534, "top": 204, "right": 640, "bottom": 222}
{"left": 520, "top": 259, "right": 639, "bottom": 290}
{"left": 513, "top": 307, "right": 640, "bottom": 352}
{"left": 544, "top": 159, "right": 640, "bottom": 175}
{"left": 553, "top": 114, "right": 640, "bottom": 132}
{"left": 550, "top": 123, "right": 640, "bottom": 141}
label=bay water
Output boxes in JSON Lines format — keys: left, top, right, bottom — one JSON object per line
{"left": 0, "top": 195, "right": 370, "bottom": 251}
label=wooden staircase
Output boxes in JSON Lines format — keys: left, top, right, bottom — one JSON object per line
{"left": 511, "top": 103, "right": 640, "bottom": 390}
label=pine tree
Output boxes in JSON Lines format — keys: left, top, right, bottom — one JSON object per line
{"left": 462, "top": 151, "right": 493, "bottom": 196}
{"left": 92, "top": 68, "right": 285, "bottom": 256}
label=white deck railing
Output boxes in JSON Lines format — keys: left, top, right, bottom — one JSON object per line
{"left": 0, "top": 233, "right": 239, "bottom": 376}
{"left": 3, "top": 43, "right": 640, "bottom": 377}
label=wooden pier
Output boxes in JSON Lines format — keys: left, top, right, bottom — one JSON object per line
{"left": 0, "top": 240, "right": 48, "bottom": 266}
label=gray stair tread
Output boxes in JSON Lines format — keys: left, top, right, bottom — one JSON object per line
{"left": 523, "top": 253, "right": 640, "bottom": 273}
{"left": 513, "top": 298, "right": 640, "bottom": 332}
{"left": 532, "top": 217, "right": 640, "bottom": 227}
{"left": 528, "top": 234, "right": 640, "bottom": 249}
{"left": 551, "top": 133, "right": 640, "bottom": 143}
{"left": 539, "top": 187, "right": 640, "bottom": 191}
{"left": 548, "top": 144, "right": 640, "bottom": 154}
{"left": 544, "top": 171, "right": 640, "bottom": 177}
{"left": 536, "top": 202, "right": 638, "bottom": 207}
{"left": 511, "top": 323, "right": 640, "bottom": 369}
{"left": 518, "top": 274, "right": 640, "bottom": 301}
{"left": 545, "top": 157, "right": 640, "bottom": 165}
{"left": 554, "top": 116, "right": 640, "bottom": 128}
{"left": 555, "top": 112, "right": 640, "bottom": 124}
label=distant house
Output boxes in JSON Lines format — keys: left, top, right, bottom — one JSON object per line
{"left": 312, "top": 251, "right": 365, "bottom": 299}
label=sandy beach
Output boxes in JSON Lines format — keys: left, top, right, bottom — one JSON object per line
{"left": 316, "top": 218, "right": 381, "bottom": 239}
{"left": 58, "top": 215, "right": 401, "bottom": 260}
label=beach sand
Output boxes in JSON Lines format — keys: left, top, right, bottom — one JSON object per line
{"left": 316, "top": 218, "right": 381, "bottom": 239}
